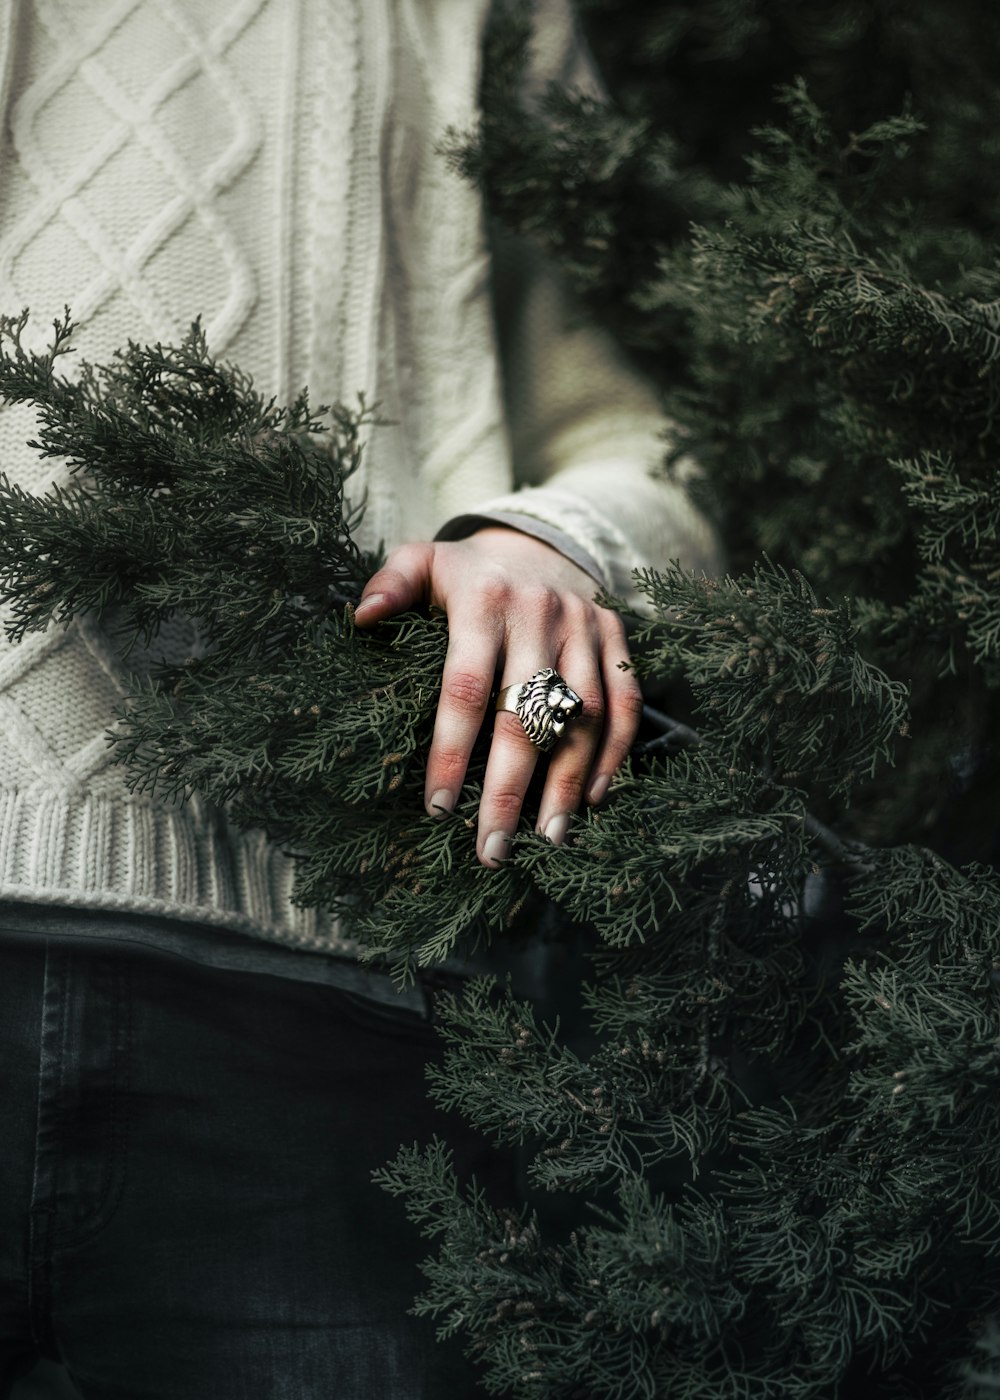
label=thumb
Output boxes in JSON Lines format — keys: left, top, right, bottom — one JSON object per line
{"left": 353, "top": 543, "right": 435, "bottom": 627}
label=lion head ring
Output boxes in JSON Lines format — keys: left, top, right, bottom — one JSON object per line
{"left": 495, "top": 668, "right": 584, "bottom": 753}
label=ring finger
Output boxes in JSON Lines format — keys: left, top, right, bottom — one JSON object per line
{"left": 533, "top": 645, "right": 604, "bottom": 847}
{"left": 479, "top": 651, "right": 599, "bottom": 866}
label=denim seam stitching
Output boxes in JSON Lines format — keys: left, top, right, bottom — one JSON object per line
{"left": 27, "top": 942, "right": 69, "bottom": 1352}
{"left": 52, "top": 956, "right": 132, "bottom": 1254}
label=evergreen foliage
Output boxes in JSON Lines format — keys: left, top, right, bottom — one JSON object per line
{"left": 455, "top": 0, "right": 1000, "bottom": 857}
{"left": 2, "top": 1, "right": 1000, "bottom": 1394}
{"left": 965, "top": 1327, "right": 1000, "bottom": 1399}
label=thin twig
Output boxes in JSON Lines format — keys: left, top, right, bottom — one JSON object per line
{"left": 803, "top": 812, "right": 873, "bottom": 871}
{"left": 636, "top": 704, "right": 703, "bottom": 754}
{"left": 638, "top": 705, "right": 875, "bottom": 870}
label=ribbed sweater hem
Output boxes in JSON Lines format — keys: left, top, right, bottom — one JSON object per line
{"left": 0, "top": 786, "right": 359, "bottom": 957}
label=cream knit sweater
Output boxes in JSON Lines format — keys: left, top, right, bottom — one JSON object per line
{"left": 0, "top": 0, "right": 717, "bottom": 954}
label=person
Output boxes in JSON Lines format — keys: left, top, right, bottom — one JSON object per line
{"left": 0, "top": 1, "right": 718, "bottom": 1396}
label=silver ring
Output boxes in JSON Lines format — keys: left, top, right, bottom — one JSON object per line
{"left": 495, "top": 667, "right": 584, "bottom": 752}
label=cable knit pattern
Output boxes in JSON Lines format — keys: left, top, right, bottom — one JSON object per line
{"left": 0, "top": 0, "right": 718, "bottom": 953}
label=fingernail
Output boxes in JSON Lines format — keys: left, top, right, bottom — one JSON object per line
{"left": 482, "top": 831, "right": 511, "bottom": 867}
{"left": 587, "top": 774, "right": 610, "bottom": 806}
{"left": 543, "top": 813, "right": 570, "bottom": 846}
{"left": 353, "top": 593, "right": 385, "bottom": 619}
{"left": 427, "top": 789, "right": 454, "bottom": 818}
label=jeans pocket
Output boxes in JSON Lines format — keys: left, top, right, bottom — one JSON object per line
{"left": 336, "top": 988, "right": 440, "bottom": 1046}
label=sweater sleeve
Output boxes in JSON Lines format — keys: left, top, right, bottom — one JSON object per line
{"left": 437, "top": 0, "right": 721, "bottom": 610}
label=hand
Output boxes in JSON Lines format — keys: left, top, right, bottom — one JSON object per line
{"left": 353, "top": 528, "right": 642, "bottom": 868}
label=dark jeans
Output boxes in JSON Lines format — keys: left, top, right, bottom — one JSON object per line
{"left": 0, "top": 926, "right": 508, "bottom": 1399}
